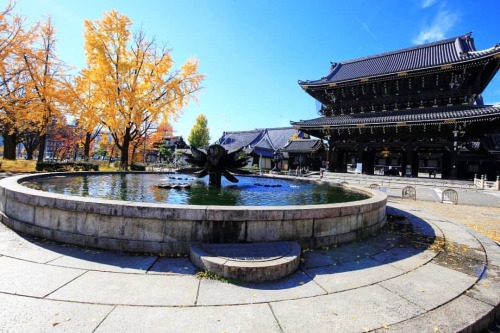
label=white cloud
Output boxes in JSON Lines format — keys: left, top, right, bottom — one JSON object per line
{"left": 413, "top": 9, "right": 459, "bottom": 44}
{"left": 360, "top": 22, "right": 377, "bottom": 40}
{"left": 421, "top": 0, "right": 438, "bottom": 8}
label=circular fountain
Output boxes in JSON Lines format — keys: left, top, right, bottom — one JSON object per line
{"left": 0, "top": 172, "right": 386, "bottom": 254}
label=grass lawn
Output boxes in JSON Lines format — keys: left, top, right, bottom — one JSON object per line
{"left": 0, "top": 159, "right": 120, "bottom": 173}
{"left": 1, "top": 159, "right": 37, "bottom": 173}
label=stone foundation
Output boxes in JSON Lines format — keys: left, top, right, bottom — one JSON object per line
{"left": 0, "top": 173, "right": 387, "bottom": 254}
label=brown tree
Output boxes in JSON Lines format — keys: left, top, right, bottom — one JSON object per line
{"left": 0, "top": 2, "right": 30, "bottom": 159}
{"left": 21, "top": 17, "right": 70, "bottom": 163}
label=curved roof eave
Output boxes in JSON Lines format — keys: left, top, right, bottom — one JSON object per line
{"left": 298, "top": 33, "right": 500, "bottom": 88}
{"left": 291, "top": 105, "right": 500, "bottom": 128}
{"left": 299, "top": 49, "right": 500, "bottom": 88}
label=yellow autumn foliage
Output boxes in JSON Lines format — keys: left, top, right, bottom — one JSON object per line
{"left": 80, "top": 10, "right": 205, "bottom": 168}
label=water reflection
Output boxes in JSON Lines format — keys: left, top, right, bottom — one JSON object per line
{"left": 25, "top": 173, "right": 369, "bottom": 206}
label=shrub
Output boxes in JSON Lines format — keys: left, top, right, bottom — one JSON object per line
{"left": 36, "top": 161, "right": 99, "bottom": 172}
{"left": 130, "top": 162, "right": 146, "bottom": 171}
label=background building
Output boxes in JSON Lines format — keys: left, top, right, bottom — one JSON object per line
{"left": 216, "top": 127, "right": 306, "bottom": 171}
{"left": 293, "top": 33, "right": 500, "bottom": 179}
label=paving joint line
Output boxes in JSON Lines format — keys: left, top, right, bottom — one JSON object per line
{"left": 42, "top": 269, "right": 89, "bottom": 299}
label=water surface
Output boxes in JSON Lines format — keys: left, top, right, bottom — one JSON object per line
{"left": 25, "top": 173, "right": 369, "bottom": 206}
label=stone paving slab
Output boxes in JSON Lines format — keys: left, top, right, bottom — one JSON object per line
{"left": 466, "top": 265, "right": 500, "bottom": 310}
{"left": 196, "top": 270, "right": 326, "bottom": 305}
{"left": 0, "top": 293, "right": 112, "bottom": 333}
{"left": 0, "top": 256, "right": 85, "bottom": 297}
{"left": 389, "top": 208, "right": 444, "bottom": 239}
{"left": 147, "top": 257, "right": 197, "bottom": 275}
{"left": 380, "top": 262, "right": 478, "bottom": 311}
{"left": 316, "top": 234, "right": 396, "bottom": 264}
{"left": 373, "top": 295, "right": 495, "bottom": 333}
{"left": 48, "top": 248, "right": 158, "bottom": 273}
{"left": 304, "top": 257, "right": 404, "bottom": 293}
{"left": 270, "top": 285, "right": 424, "bottom": 333}
{"left": 0, "top": 201, "right": 498, "bottom": 332}
{"left": 483, "top": 242, "right": 500, "bottom": 268}
{"left": 0, "top": 226, "right": 69, "bottom": 263}
{"left": 0, "top": 237, "right": 65, "bottom": 263}
{"left": 300, "top": 249, "right": 336, "bottom": 269}
{"left": 96, "top": 303, "right": 282, "bottom": 333}
{"left": 437, "top": 222, "right": 484, "bottom": 249}
{"left": 49, "top": 271, "right": 200, "bottom": 306}
{"left": 372, "top": 247, "right": 437, "bottom": 271}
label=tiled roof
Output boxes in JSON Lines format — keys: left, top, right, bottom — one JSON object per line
{"left": 216, "top": 127, "right": 301, "bottom": 153}
{"left": 265, "top": 127, "right": 302, "bottom": 148}
{"left": 216, "top": 130, "right": 264, "bottom": 152}
{"left": 299, "top": 33, "right": 500, "bottom": 85}
{"left": 281, "top": 139, "right": 323, "bottom": 153}
{"left": 292, "top": 105, "right": 500, "bottom": 128}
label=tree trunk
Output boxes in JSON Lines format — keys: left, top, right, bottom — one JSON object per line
{"left": 131, "top": 144, "right": 137, "bottom": 163}
{"left": 2, "top": 131, "right": 18, "bottom": 160}
{"left": 108, "top": 146, "right": 115, "bottom": 166}
{"left": 21, "top": 132, "right": 40, "bottom": 160}
{"left": 25, "top": 144, "right": 36, "bottom": 160}
{"left": 119, "top": 128, "right": 131, "bottom": 170}
{"left": 37, "top": 133, "right": 47, "bottom": 163}
{"left": 83, "top": 132, "right": 91, "bottom": 160}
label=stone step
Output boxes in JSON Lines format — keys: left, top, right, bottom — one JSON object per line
{"left": 190, "top": 241, "right": 301, "bottom": 283}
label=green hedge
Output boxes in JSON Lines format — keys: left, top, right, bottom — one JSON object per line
{"left": 130, "top": 162, "right": 146, "bottom": 171}
{"left": 36, "top": 161, "right": 99, "bottom": 172}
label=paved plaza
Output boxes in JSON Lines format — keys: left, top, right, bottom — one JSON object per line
{"left": 0, "top": 172, "right": 499, "bottom": 332}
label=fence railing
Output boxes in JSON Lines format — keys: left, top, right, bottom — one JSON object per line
{"left": 474, "top": 175, "right": 500, "bottom": 191}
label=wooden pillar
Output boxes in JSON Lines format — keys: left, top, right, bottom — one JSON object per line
{"left": 357, "top": 147, "right": 363, "bottom": 163}
{"left": 449, "top": 150, "right": 459, "bottom": 179}
{"left": 335, "top": 149, "right": 347, "bottom": 173}
{"left": 327, "top": 141, "right": 334, "bottom": 172}
{"left": 411, "top": 150, "right": 419, "bottom": 177}
{"left": 362, "top": 148, "right": 375, "bottom": 175}
{"left": 401, "top": 148, "right": 408, "bottom": 177}
{"left": 449, "top": 131, "right": 460, "bottom": 179}
{"left": 442, "top": 150, "right": 451, "bottom": 179}
{"left": 403, "top": 143, "right": 419, "bottom": 177}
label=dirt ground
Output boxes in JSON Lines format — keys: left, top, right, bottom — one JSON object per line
{"left": 390, "top": 198, "right": 500, "bottom": 243}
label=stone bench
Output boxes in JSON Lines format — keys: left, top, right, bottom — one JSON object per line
{"left": 190, "top": 241, "right": 301, "bottom": 283}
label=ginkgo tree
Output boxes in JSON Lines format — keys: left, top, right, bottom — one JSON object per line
{"left": 0, "top": 2, "right": 30, "bottom": 160}
{"left": 188, "top": 113, "right": 210, "bottom": 148}
{"left": 21, "top": 17, "right": 70, "bottom": 163}
{"left": 81, "top": 10, "right": 204, "bottom": 170}
{"left": 67, "top": 73, "right": 103, "bottom": 159}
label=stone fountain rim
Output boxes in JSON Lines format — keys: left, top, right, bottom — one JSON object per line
{"left": 8, "top": 171, "right": 385, "bottom": 210}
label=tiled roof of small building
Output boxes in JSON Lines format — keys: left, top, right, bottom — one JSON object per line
{"left": 292, "top": 105, "right": 500, "bottom": 128}
{"left": 281, "top": 139, "right": 323, "bottom": 153}
{"left": 216, "top": 127, "right": 302, "bottom": 153}
{"left": 299, "top": 33, "right": 500, "bottom": 86}
{"left": 265, "top": 127, "right": 302, "bottom": 148}
{"left": 216, "top": 130, "right": 264, "bottom": 152}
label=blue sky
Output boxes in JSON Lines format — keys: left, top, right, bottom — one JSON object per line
{"left": 14, "top": 0, "right": 500, "bottom": 141}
